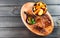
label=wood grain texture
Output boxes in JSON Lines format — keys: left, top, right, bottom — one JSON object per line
{"left": 0, "top": 5, "right": 60, "bottom": 16}
{"left": 0, "top": 0, "right": 60, "bottom": 6}
{"left": 0, "top": 7, "right": 20, "bottom": 16}
{"left": 0, "top": 28, "right": 59, "bottom": 38}
{"left": 34, "top": 0, "right": 60, "bottom": 4}
{"left": 0, "top": 0, "right": 60, "bottom": 16}
{"left": 0, "top": 28, "right": 30, "bottom": 38}
{"left": 47, "top": 5, "right": 60, "bottom": 15}
{"left": 0, "top": 16, "right": 59, "bottom": 27}
{"left": 0, "top": 16, "right": 24, "bottom": 27}
{"left": 0, "top": 0, "right": 60, "bottom": 38}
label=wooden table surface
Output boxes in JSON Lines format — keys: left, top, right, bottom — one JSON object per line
{"left": 0, "top": 0, "right": 60, "bottom": 38}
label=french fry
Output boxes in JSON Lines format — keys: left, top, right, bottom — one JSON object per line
{"left": 36, "top": 6, "right": 40, "bottom": 9}
{"left": 38, "top": 9, "right": 43, "bottom": 15}
{"left": 34, "top": 9, "right": 40, "bottom": 14}
{"left": 33, "top": 2, "right": 47, "bottom": 16}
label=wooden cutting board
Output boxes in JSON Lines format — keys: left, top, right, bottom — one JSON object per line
{"left": 21, "top": 2, "right": 54, "bottom": 36}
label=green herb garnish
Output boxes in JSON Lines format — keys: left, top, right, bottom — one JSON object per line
{"left": 27, "top": 17, "right": 35, "bottom": 24}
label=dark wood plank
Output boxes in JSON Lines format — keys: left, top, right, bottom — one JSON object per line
{"left": 0, "top": 5, "right": 60, "bottom": 16}
{"left": 19, "top": 0, "right": 60, "bottom": 5}
{"left": 39, "top": 0, "right": 60, "bottom": 4}
{"left": 47, "top": 5, "right": 60, "bottom": 15}
{"left": 0, "top": 0, "right": 60, "bottom": 6}
{"left": 0, "top": 6, "right": 20, "bottom": 16}
{"left": 0, "top": 27, "right": 59, "bottom": 38}
{"left": 0, "top": 0, "right": 34, "bottom": 6}
{"left": 20, "top": 5, "right": 60, "bottom": 16}
{"left": 0, "top": 0, "right": 60, "bottom": 16}
{"left": 0, "top": 0, "right": 20, "bottom": 6}
{"left": 0, "top": 28, "right": 30, "bottom": 38}
{"left": 0, "top": 16, "right": 59, "bottom": 28}
{"left": 0, "top": 16, "right": 25, "bottom": 27}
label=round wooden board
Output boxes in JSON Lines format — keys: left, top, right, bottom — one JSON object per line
{"left": 20, "top": 2, "right": 54, "bottom": 36}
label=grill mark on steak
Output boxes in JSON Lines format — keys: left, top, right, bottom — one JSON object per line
{"left": 34, "top": 25, "right": 45, "bottom": 32}
{"left": 42, "top": 14, "right": 51, "bottom": 27}
{"left": 35, "top": 14, "right": 51, "bottom": 28}
{"left": 24, "top": 11, "right": 51, "bottom": 34}
{"left": 33, "top": 25, "right": 48, "bottom": 34}
{"left": 32, "top": 14, "right": 51, "bottom": 34}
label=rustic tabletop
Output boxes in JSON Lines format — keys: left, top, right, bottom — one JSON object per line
{"left": 0, "top": 0, "right": 60, "bottom": 38}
